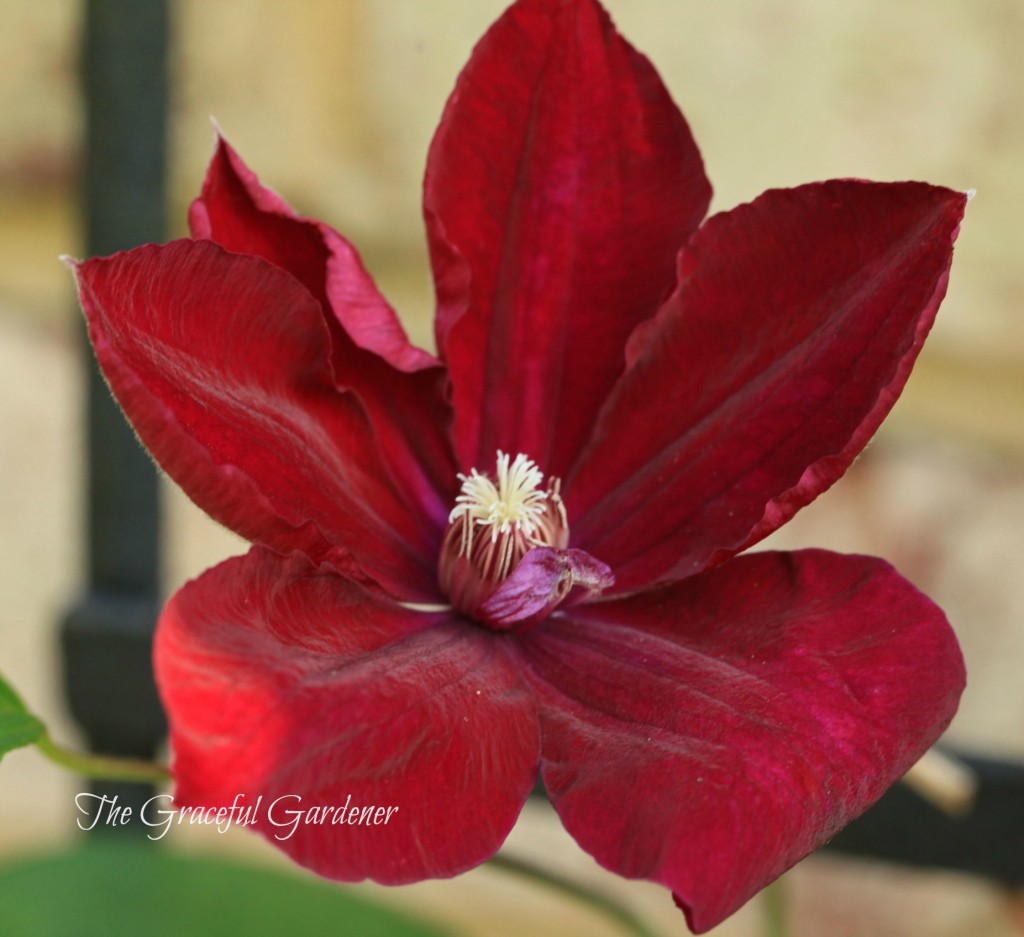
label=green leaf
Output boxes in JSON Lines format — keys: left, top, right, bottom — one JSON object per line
{"left": 0, "top": 841, "right": 454, "bottom": 937}
{"left": 0, "top": 672, "right": 45, "bottom": 761}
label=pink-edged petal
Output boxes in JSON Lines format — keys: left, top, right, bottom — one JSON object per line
{"left": 478, "top": 547, "right": 613, "bottom": 630}
{"left": 517, "top": 549, "right": 964, "bottom": 933}
{"left": 73, "top": 240, "right": 442, "bottom": 601}
{"left": 568, "top": 181, "right": 968, "bottom": 591}
{"left": 190, "top": 136, "right": 457, "bottom": 526}
{"left": 157, "top": 546, "right": 540, "bottom": 883}
{"left": 425, "top": 0, "right": 711, "bottom": 475}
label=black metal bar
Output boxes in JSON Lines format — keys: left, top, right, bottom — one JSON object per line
{"left": 823, "top": 749, "right": 1024, "bottom": 884}
{"left": 60, "top": 0, "right": 170, "bottom": 832}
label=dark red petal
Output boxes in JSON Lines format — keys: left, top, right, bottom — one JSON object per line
{"left": 72, "top": 241, "right": 441, "bottom": 600}
{"left": 478, "top": 547, "right": 613, "bottom": 630}
{"left": 157, "top": 547, "right": 540, "bottom": 883}
{"left": 190, "top": 136, "right": 457, "bottom": 526}
{"left": 568, "top": 181, "right": 968, "bottom": 590}
{"left": 425, "top": 0, "right": 711, "bottom": 475}
{"left": 518, "top": 549, "right": 964, "bottom": 933}
{"left": 189, "top": 135, "right": 436, "bottom": 374}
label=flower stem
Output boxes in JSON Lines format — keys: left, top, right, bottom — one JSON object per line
{"left": 763, "top": 876, "right": 789, "bottom": 937}
{"left": 35, "top": 733, "right": 171, "bottom": 784}
{"left": 487, "top": 852, "right": 661, "bottom": 937}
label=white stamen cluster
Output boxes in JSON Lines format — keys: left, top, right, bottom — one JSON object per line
{"left": 452, "top": 450, "right": 547, "bottom": 538}
{"left": 439, "top": 451, "right": 569, "bottom": 603}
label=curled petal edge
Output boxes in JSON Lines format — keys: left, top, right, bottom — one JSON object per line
{"left": 478, "top": 547, "right": 614, "bottom": 630}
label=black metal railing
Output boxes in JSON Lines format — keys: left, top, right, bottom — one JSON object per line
{"left": 60, "top": 0, "right": 169, "bottom": 833}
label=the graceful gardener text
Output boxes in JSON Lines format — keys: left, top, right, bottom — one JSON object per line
{"left": 75, "top": 792, "right": 400, "bottom": 842}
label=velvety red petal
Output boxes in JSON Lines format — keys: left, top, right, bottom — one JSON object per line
{"left": 518, "top": 549, "right": 964, "bottom": 933}
{"left": 190, "top": 136, "right": 457, "bottom": 527}
{"left": 157, "top": 547, "right": 540, "bottom": 883}
{"left": 189, "top": 135, "right": 436, "bottom": 374}
{"left": 72, "top": 241, "right": 441, "bottom": 600}
{"left": 568, "top": 181, "right": 968, "bottom": 590}
{"left": 425, "top": 0, "right": 711, "bottom": 476}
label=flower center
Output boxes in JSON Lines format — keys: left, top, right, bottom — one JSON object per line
{"left": 438, "top": 451, "right": 569, "bottom": 617}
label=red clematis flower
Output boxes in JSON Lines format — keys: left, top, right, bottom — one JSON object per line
{"left": 70, "top": 0, "right": 967, "bottom": 931}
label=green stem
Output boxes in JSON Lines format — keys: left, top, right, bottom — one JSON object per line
{"left": 487, "top": 852, "right": 661, "bottom": 937}
{"left": 762, "top": 875, "right": 788, "bottom": 937}
{"left": 35, "top": 733, "right": 171, "bottom": 784}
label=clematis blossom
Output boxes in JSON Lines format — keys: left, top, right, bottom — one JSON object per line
{"left": 70, "top": 0, "right": 967, "bottom": 931}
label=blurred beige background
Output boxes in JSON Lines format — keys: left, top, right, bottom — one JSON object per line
{"left": 1, "top": 2, "right": 1023, "bottom": 935}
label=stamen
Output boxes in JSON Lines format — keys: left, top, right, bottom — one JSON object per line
{"left": 438, "top": 451, "right": 569, "bottom": 617}
{"left": 449, "top": 452, "right": 551, "bottom": 573}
